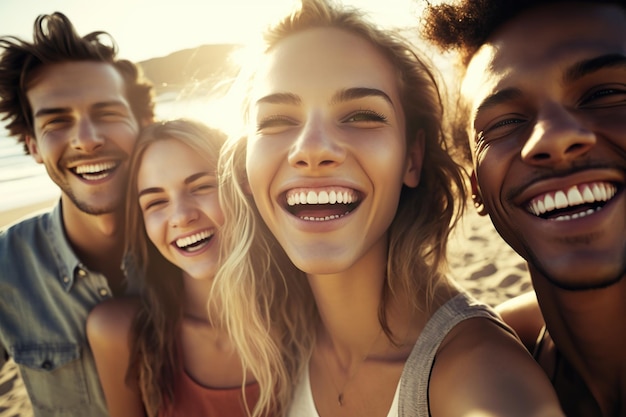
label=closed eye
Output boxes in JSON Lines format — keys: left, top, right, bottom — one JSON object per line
{"left": 191, "top": 182, "right": 217, "bottom": 193}
{"left": 42, "top": 116, "right": 73, "bottom": 129}
{"left": 257, "top": 115, "right": 299, "bottom": 134}
{"left": 342, "top": 109, "right": 388, "bottom": 124}
{"left": 98, "top": 110, "right": 124, "bottom": 118}
{"left": 580, "top": 85, "right": 626, "bottom": 107}
{"left": 491, "top": 118, "right": 526, "bottom": 129}
{"left": 481, "top": 115, "right": 528, "bottom": 142}
{"left": 142, "top": 199, "right": 167, "bottom": 211}
{"left": 48, "top": 117, "right": 71, "bottom": 124}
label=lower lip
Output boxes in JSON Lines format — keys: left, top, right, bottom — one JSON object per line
{"left": 173, "top": 238, "right": 215, "bottom": 257}
{"left": 284, "top": 208, "right": 356, "bottom": 233}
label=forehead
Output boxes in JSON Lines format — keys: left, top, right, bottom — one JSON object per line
{"left": 462, "top": 3, "right": 626, "bottom": 118}
{"left": 251, "top": 27, "right": 400, "bottom": 101}
{"left": 138, "top": 138, "right": 211, "bottom": 181}
{"left": 26, "top": 61, "right": 129, "bottom": 111}
{"left": 141, "top": 138, "right": 201, "bottom": 169}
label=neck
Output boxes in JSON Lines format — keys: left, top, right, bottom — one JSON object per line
{"left": 61, "top": 195, "right": 126, "bottom": 292}
{"left": 533, "top": 270, "right": 626, "bottom": 415}
{"left": 307, "top": 247, "right": 422, "bottom": 365}
{"left": 182, "top": 273, "right": 214, "bottom": 323}
{"left": 307, "top": 251, "right": 387, "bottom": 359}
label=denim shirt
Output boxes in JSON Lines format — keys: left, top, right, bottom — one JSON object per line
{"left": 0, "top": 203, "right": 120, "bottom": 417}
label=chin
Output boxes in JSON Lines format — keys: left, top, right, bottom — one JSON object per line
{"left": 536, "top": 264, "right": 625, "bottom": 291}
{"left": 68, "top": 191, "right": 123, "bottom": 215}
{"left": 75, "top": 202, "right": 119, "bottom": 216}
{"left": 524, "top": 240, "right": 626, "bottom": 291}
{"left": 292, "top": 261, "right": 329, "bottom": 276}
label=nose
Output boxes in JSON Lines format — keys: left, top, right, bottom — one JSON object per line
{"left": 287, "top": 118, "right": 346, "bottom": 169}
{"left": 71, "top": 117, "right": 105, "bottom": 153}
{"left": 521, "top": 105, "right": 596, "bottom": 166}
{"left": 169, "top": 196, "right": 199, "bottom": 228}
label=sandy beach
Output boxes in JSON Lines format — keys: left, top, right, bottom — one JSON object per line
{"left": 0, "top": 201, "right": 531, "bottom": 417}
{"left": 447, "top": 205, "right": 532, "bottom": 307}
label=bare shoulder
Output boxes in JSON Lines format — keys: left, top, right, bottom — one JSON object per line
{"left": 87, "top": 296, "right": 140, "bottom": 346}
{"left": 496, "top": 291, "right": 544, "bottom": 352}
{"left": 429, "top": 316, "right": 563, "bottom": 416}
{"left": 87, "top": 297, "right": 146, "bottom": 417}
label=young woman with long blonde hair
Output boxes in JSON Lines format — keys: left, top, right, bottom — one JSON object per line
{"left": 88, "top": 119, "right": 269, "bottom": 417}
{"left": 215, "top": 0, "right": 565, "bottom": 416}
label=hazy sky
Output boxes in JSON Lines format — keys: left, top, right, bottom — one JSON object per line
{"left": 0, "top": 0, "right": 423, "bottom": 62}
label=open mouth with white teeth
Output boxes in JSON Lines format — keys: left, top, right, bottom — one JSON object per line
{"left": 285, "top": 188, "right": 361, "bottom": 221}
{"left": 71, "top": 161, "right": 119, "bottom": 181}
{"left": 526, "top": 181, "right": 619, "bottom": 222}
{"left": 175, "top": 230, "right": 215, "bottom": 253}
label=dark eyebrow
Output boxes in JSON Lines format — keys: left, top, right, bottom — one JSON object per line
{"left": 255, "top": 88, "right": 394, "bottom": 108}
{"left": 564, "top": 54, "right": 626, "bottom": 84}
{"left": 184, "top": 172, "right": 212, "bottom": 184}
{"left": 475, "top": 88, "right": 523, "bottom": 114}
{"left": 331, "top": 87, "right": 394, "bottom": 107}
{"left": 33, "top": 107, "right": 71, "bottom": 118}
{"left": 138, "top": 186, "right": 163, "bottom": 199}
{"left": 33, "top": 100, "right": 128, "bottom": 119}
{"left": 92, "top": 100, "right": 129, "bottom": 110}
{"left": 256, "top": 92, "right": 301, "bottom": 106}
{"left": 137, "top": 172, "right": 212, "bottom": 199}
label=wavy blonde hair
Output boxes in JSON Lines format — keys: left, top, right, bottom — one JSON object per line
{"left": 123, "top": 119, "right": 226, "bottom": 417}
{"left": 217, "top": 133, "right": 316, "bottom": 416}
{"left": 215, "top": 0, "right": 467, "bottom": 414}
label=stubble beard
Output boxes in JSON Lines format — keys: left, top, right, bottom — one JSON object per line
{"left": 50, "top": 167, "right": 124, "bottom": 216}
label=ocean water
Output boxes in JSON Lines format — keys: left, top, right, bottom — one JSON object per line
{"left": 0, "top": 94, "right": 236, "bottom": 214}
{"left": 0, "top": 134, "right": 58, "bottom": 212}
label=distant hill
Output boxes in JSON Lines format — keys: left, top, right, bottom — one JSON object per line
{"left": 138, "top": 44, "right": 242, "bottom": 96}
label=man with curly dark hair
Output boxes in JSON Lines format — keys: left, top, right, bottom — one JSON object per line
{"left": 422, "top": 1, "right": 626, "bottom": 416}
{"left": 0, "top": 12, "right": 154, "bottom": 417}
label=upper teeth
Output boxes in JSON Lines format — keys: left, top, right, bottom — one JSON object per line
{"left": 75, "top": 162, "right": 116, "bottom": 174}
{"left": 527, "top": 182, "right": 617, "bottom": 217}
{"left": 287, "top": 190, "right": 357, "bottom": 206}
{"left": 176, "top": 230, "right": 213, "bottom": 248}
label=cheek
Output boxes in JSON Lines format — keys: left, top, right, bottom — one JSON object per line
{"left": 474, "top": 135, "right": 520, "bottom": 179}
{"left": 34, "top": 134, "right": 62, "bottom": 160}
{"left": 106, "top": 122, "right": 139, "bottom": 152}
{"left": 475, "top": 176, "right": 502, "bottom": 213}
{"left": 587, "top": 109, "right": 626, "bottom": 148}
{"left": 142, "top": 212, "right": 167, "bottom": 248}
{"left": 360, "top": 131, "right": 407, "bottom": 178}
{"left": 203, "top": 196, "right": 225, "bottom": 226}
{"left": 213, "top": 207, "right": 225, "bottom": 227}
{"left": 245, "top": 140, "right": 275, "bottom": 199}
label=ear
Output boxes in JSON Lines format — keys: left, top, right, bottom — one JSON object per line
{"left": 470, "top": 170, "right": 488, "bottom": 216}
{"left": 403, "top": 130, "right": 425, "bottom": 188}
{"left": 25, "top": 135, "right": 43, "bottom": 164}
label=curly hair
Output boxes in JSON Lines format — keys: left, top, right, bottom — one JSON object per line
{"left": 0, "top": 12, "right": 154, "bottom": 153}
{"left": 123, "top": 119, "right": 226, "bottom": 417}
{"left": 215, "top": 0, "right": 467, "bottom": 414}
{"left": 421, "top": 0, "right": 626, "bottom": 163}
{"left": 422, "top": 0, "right": 626, "bottom": 67}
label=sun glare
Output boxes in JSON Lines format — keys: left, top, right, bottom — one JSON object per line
{"left": 148, "top": 0, "right": 428, "bottom": 139}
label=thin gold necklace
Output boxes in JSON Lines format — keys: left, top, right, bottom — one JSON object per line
{"left": 318, "top": 328, "right": 384, "bottom": 407}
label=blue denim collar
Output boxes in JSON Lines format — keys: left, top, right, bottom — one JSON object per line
{"left": 46, "top": 201, "right": 82, "bottom": 292}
